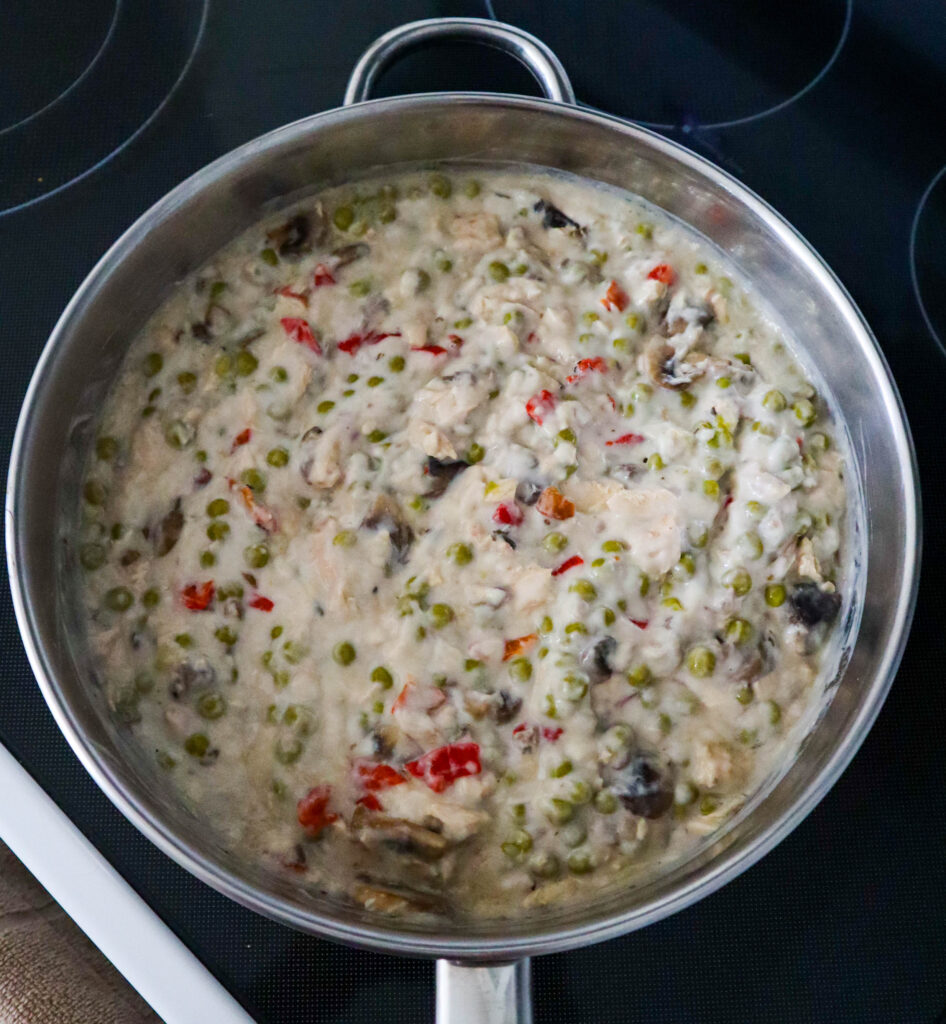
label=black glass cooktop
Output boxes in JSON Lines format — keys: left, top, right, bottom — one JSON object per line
{"left": 2, "top": 2, "right": 945, "bottom": 1021}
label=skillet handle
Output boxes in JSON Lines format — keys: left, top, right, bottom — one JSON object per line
{"left": 436, "top": 959, "right": 532, "bottom": 1024}
{"left": 343, "top": 17, "right": 575, "bottom": 106}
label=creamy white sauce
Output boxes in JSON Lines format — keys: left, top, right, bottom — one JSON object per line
{"left": 77, "top": 170, "right": 847, "bottom": 918}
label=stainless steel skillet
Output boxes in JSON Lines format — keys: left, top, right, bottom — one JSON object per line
{"left": 5, "top": 17, "right": 919, "bottom": 1023}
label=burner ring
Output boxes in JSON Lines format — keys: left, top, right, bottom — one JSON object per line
{"left": 910, "top": 163, "right": 946, "bottom": 356}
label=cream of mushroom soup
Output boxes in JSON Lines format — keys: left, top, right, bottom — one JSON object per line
{"left": 77, "top": 170, "right": 848, "bottom": 917}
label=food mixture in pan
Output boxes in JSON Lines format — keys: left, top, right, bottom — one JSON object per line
{"left": 77, "top": 170, "right": 847, "bottom": 917}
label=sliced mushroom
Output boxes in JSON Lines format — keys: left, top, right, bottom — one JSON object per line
{"left": 533, "top": 199, "right": 585, "bottom": 236}
{"left": 361, "top": 494, "right": 414, "bottom": 566}
{"left": 789, "top": 582, "right": 841, "bottom": 628}
{"left": 606, "top": 755, "right": 673, "bottom": 819}
{"left": 515, "top": 480, "right": 544, "bottom": 506}
{"left": 425, "top": 456, "right": 469, "bottom": 497}
{"left": 644, "top": 338, "right": 707, "bottom": 391}
{"left": 351, "top": 881, "right": 446, "bottom": 915}
{"left": 491, "top": 690, "right": 523, "bottom": 724}
{"left": 267, "top": 206, "right": 325, "bottom": 259}
{"left": 352, "top": 807, "right": 450, "bottom": 862}
{"left": 660, "top": 304, "right": 714, "bottom": 338}
{"left": 169, "top": 657, "right": 216, "bottom": 699}
{"left": 152, "top": 499, "right": 184, "bottom": 556}
{"left": 580, "top": 636, "right": 617, "bottom": 684}
{"left": 331, "top": 242, "right": 370, "bottom": 269}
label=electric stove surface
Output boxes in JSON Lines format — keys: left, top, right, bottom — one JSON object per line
{"left": 2, "top": 2, "right": 945, "bottom": 1021}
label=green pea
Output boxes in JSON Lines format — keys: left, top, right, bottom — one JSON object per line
{"left": 317, "top": 400, "right": 335, "bottom": 414}
{"left": 260, "top": 247, "right": 279, "bottom": 266}
{"left": 763, "top": 390, "right": 786, "bottom": 412}
{"left": 200, "top": 550, "right": 216, "bottom": 568}
{"left": 83, "top": 479, "right": 106, "bottom": 505}
{"left": 349, "top": 278, "right": 371, "bottom": 298}
{"left": 266, "top": 447, "right": 289, "bottom": 468}
{"left": 283, "top": 641, "right": 308, "bottom": 665}
{"left": 747, "top": 500, "right": 766, "bottom": 520}
{"left": 509, "top": 658, "right": 532, "bottom": 682}
{"left": 270, "top": 365, "right": 288, "bottom": 383}
{"left": 676, "top": 552, "right": 696, "bottom": 577}
{"left": 214, "top": 354, "right": 232, "bottom": 377}
{"left": 528, "top": 851, "right": 560, "bottom": 878}
{"left": 567, "top": 850, "right": 594, "bottom": 874}
{"left": 487, "top": 260, "right": 509, "bottom": 283}
{"left": 765, "top": 583, "right": 787, "bottom": 607}
{"left": 454, "top": 317, "right": 473, "bottom": 329}
{"left": 686, "top": 646, "right": 716, "bottom": 677}
{"left": 333, "top": 641, "right": 356, "bottom": 665}
{"left": 627, "top": 664, "right": 652, "bottom": 688}
{"left": 602, "top": 607, "right": 616, "bottom": 627}
{"left": 768, "top": 700, "right": 782, "bottom": 725}
{"left": 563, "top": 674, "right": 588, "bottom": 701}
{"left": 143, "top": 352, "right": 163, "bottom": 377}
{"left": 215, "top": 626, "right": 238, "bottom": 646}
{"left": 429, "top": 173, "right": 452, "bottom": 198}
{"left": 142, "top": 588, "right": 160, "bottom": 608}
{"left": 543, "top": 694, "right": 558, "bottom": 719}
{"left": 104, "top": 587, "right": 133, "bottom": 612}
{"left": 699, "top": 796, "right": 719, "bottom": 816}
{"left": 725, "top": 618, "right": 753, "bottom": 646}
{"left": 79, "top": 543, "right": 106, "bottom": 570}
{"left": 218, "top": 583, "right": 244, "bottom": 599}
{"left": 333, "top": 530, "right": 357, "bottom": 548}
{"left": 207, "top": 498, "right": 229, "bottom": 517}
{"left": 197, "top": 693, "right": 227, "bottom": 719}
{"left": 564, "top": 622, "right": 587, "bottom": 635}
{"left": 388, "top": 355, "right": 406, "bottom": 373}
{"left": 567, "top": 780, "right": 592, "bottom": 805}
{"left": 793, "top": 399, "right": 816, "bottom": 426}
{"left": 244, "top": 544, "right": 269, "bottom": 568}
{"left": 174, "top": 371, "right": 196, "bottom": 394}
{"left": 741, "top": 531, "right": 764, "bottom": 559}
{"left": 601, "top": 540, "right": 625, "bottom": 553}
{"left": 430, "top": 603, "right": 454, "bottom": 629}
{"left": 364, "top": 429, "right": 386, "bottom": 445}
{"left": 270, "top": 625, "right": 284, "bottom": 640}
{"left": 695, "top": 262, "right": 708, "bottom": 274}
{"left": 463, "top": 180, "right": 481, "bottom": 198}
{"left": 164, "top": 420, "right": 194, "bottom": 450}
{"left": 538, "top": 615, "right": 553, "bottom": 634}
{"left": 436, "top": 257, "right": 453, "bottom": 272}
{"left": 716, "top": 376, "right": 731, "bottom": 389}
{"left": 240, "top": 468, "right": 265, "bottom": 492}
{"left": 371, "top": 666, "right": 393, "bottom": 689}
{"left": 207, "top": 521, "right": 230, "bottom": 541}
{"left": 724, "top": 568, "right": 752, "bottom": 596}
{"left": 569, "top": 579, "right": 596, "bottom": 601}
{"left": 195, "top": 450, "right": 207, "bottom": 464}
{"left": 465, "top": 442, "right": 485, "bottom": 464}
{"left": 702, "top": 479, "right": 720, "bottom": 499}
{"left": 544, "top": 798, "right": 574, "bottom": 824}
{"left": 175, "top": 633, "right": 193, "bottom": 648}
{"left": 447, "top": 542, "right": 473, "bottom": 566}
{"left": 333, "top": 205, "right": 354, "bottom": 230}
{"left": 594, "top": 789, "right": 618, "bottom": 814}
{"left": 543, "top": 532, "right": 568, "bottom": 553}
{"left": 275, "top": 738, "right": 303, "bottom": 765}
{"left": 635, "top": 222, "right": 653, "bottom": 239}
{"left": 662, "top": 596, "right": 683, "bottom": 611}
{"left": 680, "top": 391, "right": 696, "bottom": 408}
{"left": 500, "top": 829, "right": 533, "bottom": 859}
{"left": 273, "top": 669, "right": 290, "bottom": 689}
{"left": 232, "top": 350, "right": 257, "bottom": 377}
{"left": 736, "top": 685, "right": 754, "bottom": 705}
{"left": 184, "top": 733, "right": 210, "bottom": 758}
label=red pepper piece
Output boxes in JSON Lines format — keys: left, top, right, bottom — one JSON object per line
{"left": 541, "top": 726, "right": 564, "bottom": 742}
{"left": 601, "top": 280, "right": 629, "bottom": 312}
{"left": 232, "top": 428, "right": 252, "bottom": 451}
{"left": 526, "top": 331, "right": 538, "bottom": 344}
{"left": 181, "top": 580, "right": 214, "bottom": 611}
{"left": 503, "top": 633, "right": 537, "bottom": 660}
{"left": 647, "top": 264, "right": 676, "bottom": 286}
{"left": 566, "top": 356, "right": 607, "bottom": 384}
{"left": 630, "top": 619, "right": 649, "bottom": 630}
{"left": 275, "top": 285, "right": 308, "bottom": 306}
{"left": 605, "top": 432, "right": 645, "bottom": 447}
{"left": 535, "top": 486, "right": 575, "bottom": 521}
{"left": 248, "top": 593, "right": 274, "bottom": 612}
{"left": 447, "top": 334, "right": 464, "bottom": 347}
{"left": 193, "top": 467, "right": 212, "bottom": 488}
{"left": 296, "top": 785, "right": 338, "bottom": 837}
{"left": 405, "top": 742, "right": 481, "bottom": 793}
{"left": 280, "top": 317, "right": 321, "bottom": 354}
{"left": 356, "top": 794, "right": 383, "bottom": 812}
{"left": 355, "top": 762, "right": 407, "bottom": 791}
{"left": 411, "top": 345, "right": 448, "bottom": 355}
{"left": 551, "top": 555, "right": 584, "bottom": 577}
{"left": 525, "top": 389, "right": 556, "bottom": 426}
{"left": 492, "top": 502, "right": 523, "bottom": 527}
{"left": 312, "top": 263, "right": 336, "bottom": 287}
{"left": 337, "top": 329, "right": 401, "bottom": 355}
